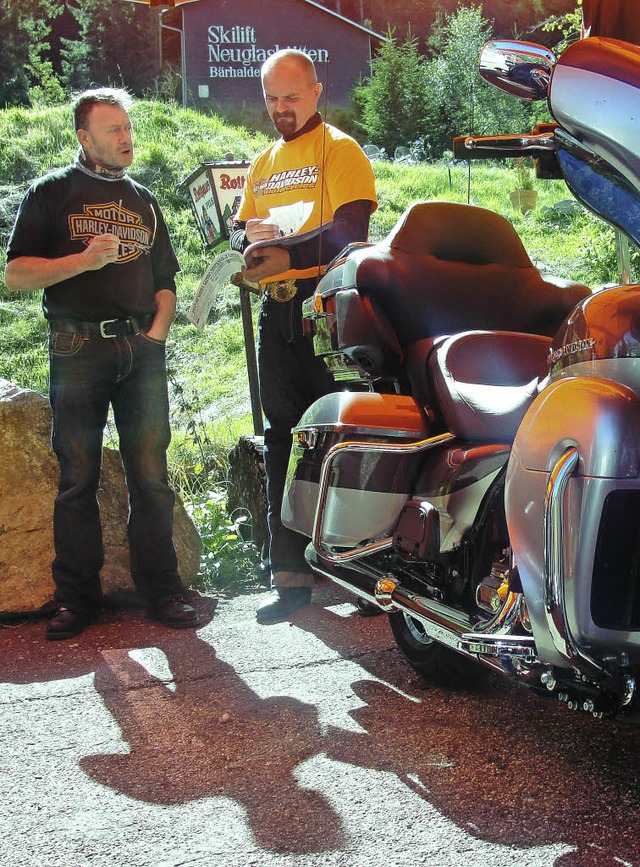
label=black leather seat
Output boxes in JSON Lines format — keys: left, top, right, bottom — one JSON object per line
{"left": 428, "top": 330, "right": 552, "bottom": 441}
{"left": 353, "top": 201, "right": 590, "bottom": 346}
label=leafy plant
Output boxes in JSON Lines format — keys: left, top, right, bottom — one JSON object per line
{"left": 353, "top": 28, "right": 433, "bottom": 156}
{"left": 0, "top": 0, "right": 61, "bottom": 106}
{"left": 513, "top": 157, "right": 535, "bottom": 190}
{"left": 425, "top": 5, "right": 531, "bottom": 157}
{"left": 175, "top": 472, "right": 260, "bottom": 594}
{"left": 542, "top": 0, "right": 583, "bottom": 53}
{"left": 61, "top": 0, "right": 159, "bottom": 95}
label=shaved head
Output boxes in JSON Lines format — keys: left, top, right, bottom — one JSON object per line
{"left": 261, "top": 49, "right": 318, "bottom": 87}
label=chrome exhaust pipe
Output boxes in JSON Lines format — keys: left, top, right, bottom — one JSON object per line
{"left": 307, "top": 548, "right": 531, "bottom": 670}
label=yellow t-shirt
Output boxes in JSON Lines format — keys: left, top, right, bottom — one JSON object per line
{"left": 237, "top": 121, "right": 377, "bottom": 281}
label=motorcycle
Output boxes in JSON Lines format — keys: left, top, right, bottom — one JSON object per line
{"left": 394, "top": 138, "right": 431, "bottom": 165}
{"left": 280, "top": 34, "right": 640, "bottom": 720}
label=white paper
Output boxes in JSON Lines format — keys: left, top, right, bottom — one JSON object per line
{"left": 187, "top": 249, "right": 245, "bottom": 330}
{"left": 265, "top": 200, "right": 314, "bottom": 236}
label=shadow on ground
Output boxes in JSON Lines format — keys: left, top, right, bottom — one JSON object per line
{"left": 2, "top": 584, "right": 640, "bottom": 863}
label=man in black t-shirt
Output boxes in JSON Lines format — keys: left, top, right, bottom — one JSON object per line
{"left": 4, "top": 87, "right": 198, "bottom": 640}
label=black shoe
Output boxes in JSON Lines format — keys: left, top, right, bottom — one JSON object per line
{"left": 46, "top": 607, "right": 93, "bottom": 641}
{"left": 256, "top": 587, "right": 312, "bottom": 624}
{"left": 147, "top": 594, "right": 199, "bottom": 629}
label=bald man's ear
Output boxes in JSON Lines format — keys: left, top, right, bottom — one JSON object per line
{"left": 315, "top": 82, "right": 323, "bottom": 99}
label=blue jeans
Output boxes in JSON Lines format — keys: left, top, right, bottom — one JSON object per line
{"left": 258, "top": 293, "right": 336, "bottom": 585}
{"left": 49, "top": 329, "right": 183, "bottom": 613}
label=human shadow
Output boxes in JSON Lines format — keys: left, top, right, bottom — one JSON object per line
{"left": 0, "top": 592, "right": 343, "bottom": 854}
{"left": 80, "top": 629, "right": 344, "bottom": 853}
{"left": 0, "top": 593, "right": 342, "bottom": 854}
{"left": 292, "top": 585, "right": 640, "bottom": 866}
{"left": 5, "top": 585, "right": 640, "bottom": 863}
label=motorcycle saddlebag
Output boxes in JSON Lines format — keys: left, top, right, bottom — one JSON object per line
{"left": 282, "top": 391, "right": 434, "bottom": 547}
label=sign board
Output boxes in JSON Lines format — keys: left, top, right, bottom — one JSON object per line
{"left": 208, "top": 162, "right": 250, "bottom": 235}
{"left": 179, "top": 0, "right": 383, "bottom": 111}
{"left": 183, "top": 160, "right": 249, "bottom": 246}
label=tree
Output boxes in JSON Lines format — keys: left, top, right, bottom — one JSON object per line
{"left": 0, "top": 0, "right": 61, "bottom": 107}
{"left": 425, "top": 5, "right": 530, "bottom": 156}
{"left": 542, "top": 0, "right": 583, "bottom": 52}
{"left": 317, "top": 1, "right": 578, "bottom": 48}
{"left": 428, "top": 0, "right": 577, "bottom": 42}
{"left": 61, "top": 0, "right": 159, "bottom": 95}
{"left": 353, "top": 30, "right": 433, "bottom": 154}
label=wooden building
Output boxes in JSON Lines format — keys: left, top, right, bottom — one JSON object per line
{"left": 146, "top": 0, "right": 384, "bottom": 111}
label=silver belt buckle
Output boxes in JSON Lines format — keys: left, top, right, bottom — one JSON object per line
{"left": 99, "top": 319, "right": 119, "bottom": 338}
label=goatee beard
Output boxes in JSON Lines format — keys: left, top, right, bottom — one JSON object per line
{"left": 274, "top": 113, "right": 296, "bottom": 135}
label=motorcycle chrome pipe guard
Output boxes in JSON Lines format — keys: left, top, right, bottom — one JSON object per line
{"left": 543, "top": 446, "right": 611, "bottom": 683}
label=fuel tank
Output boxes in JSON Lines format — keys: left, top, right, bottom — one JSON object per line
{"left": 548, "top": 283, "right": 640, "bottom": 395}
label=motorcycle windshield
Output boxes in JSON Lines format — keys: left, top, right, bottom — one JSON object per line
{"left": 556, "top": 131, "right": 640, "bottom": 245}
{"left": 549, "top": 38, "right": 640, "bottom": 214}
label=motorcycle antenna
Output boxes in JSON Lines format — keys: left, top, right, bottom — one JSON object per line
{"left": 317, "top": 57, "right": 330, "bottom": 278}
{"left": 467, "top": 79, "right": 475, "bottom": 204}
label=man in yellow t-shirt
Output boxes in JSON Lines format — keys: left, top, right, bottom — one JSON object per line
{"left": 231, "top": 48, "right": 377, "bottom": 624}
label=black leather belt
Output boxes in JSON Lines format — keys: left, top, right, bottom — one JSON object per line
{"left": 49, "top": 314, "right": 154, "bottom": 338}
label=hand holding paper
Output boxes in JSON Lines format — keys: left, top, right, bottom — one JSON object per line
{"left": 245, "top": 217, "right": 280, "bottom": 244}
{"left": 264, "top": 201, "right": 314, "bottom": 236}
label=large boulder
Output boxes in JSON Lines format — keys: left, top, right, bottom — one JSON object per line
{"left": 0, "top": 379, "right": 201, "bottom": 614}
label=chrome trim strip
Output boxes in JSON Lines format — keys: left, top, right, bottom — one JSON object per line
{"left": 459, "top": 635, "right": 537, "bottom": 658}
{"left": 294, "top": 423, "right": 427, "bottom": 440}
{"left": 462, "top": 133, "right": 555, "bottom": 152}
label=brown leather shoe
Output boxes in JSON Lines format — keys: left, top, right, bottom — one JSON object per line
{"left": 45, "top": 607, "right": 93, "bottom": 641}
{"left": 147, "top": 594, "right": 199, "bottom": 629}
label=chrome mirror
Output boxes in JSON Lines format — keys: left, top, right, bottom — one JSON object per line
{"left": 479, "top": 40, "right": 556, "bottom": 101}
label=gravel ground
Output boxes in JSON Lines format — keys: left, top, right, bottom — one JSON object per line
{"left": 1, "top": 579, "right": 639, "bottom": 867}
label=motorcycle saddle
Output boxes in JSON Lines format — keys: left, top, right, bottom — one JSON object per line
{"left": 428, "top": 329, "right": 552, "bottom": 441}
{"left": 353, "top": 201, "right": 590, "bottom": 345}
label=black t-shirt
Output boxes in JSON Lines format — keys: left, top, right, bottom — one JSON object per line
{"left": 6, "top": 164, "right": 179, "bottom": 321}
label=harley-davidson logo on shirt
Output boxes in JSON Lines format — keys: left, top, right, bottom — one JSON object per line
{"left": 254, "top": 165, "right": 319, "bottom": 196}
{"left": 68, "top": 201, "right": 152, "bottom": 262}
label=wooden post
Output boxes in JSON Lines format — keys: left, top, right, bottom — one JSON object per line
{"left": 239, "top": 285, "right": 264, "bottom": 436}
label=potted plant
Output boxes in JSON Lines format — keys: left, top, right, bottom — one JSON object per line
{"left": 509, "top": 157, "right": 538, "bottom": 213}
